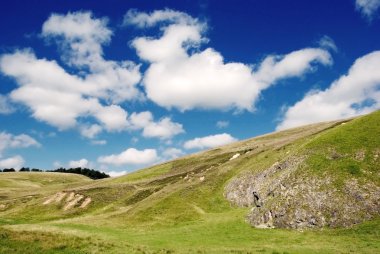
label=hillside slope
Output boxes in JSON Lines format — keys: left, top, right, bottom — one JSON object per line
{"left": 0, "top": 172, "right": 91, "bottom": 200}
{"left": 0, "top": 111, "right": 379, "bottom": 253}
{"left": 227, "top": 111, "right": 380, "bottom": 228}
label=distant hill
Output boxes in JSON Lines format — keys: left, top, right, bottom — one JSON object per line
{"left": 0, "top": 111, "right": 379, "bottom": 253}
{"left": 1, "top": 168, "right": 110, "bottom": 180}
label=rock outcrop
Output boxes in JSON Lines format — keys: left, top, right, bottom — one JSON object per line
{"left": 225, "top": 157, "right": 380, "bottom": 229}
{"left": 43, "top": 191, "right": 91, "bottom": 211}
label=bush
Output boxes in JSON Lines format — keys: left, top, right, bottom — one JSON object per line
{"left": 2, "top": 168, "right": 15, "bottom": 172}
{"left": 48, "top": 167, "right": 110, "bottom": 179}
{"left": 0, "top": 166, "right": 109, "bottom": 179}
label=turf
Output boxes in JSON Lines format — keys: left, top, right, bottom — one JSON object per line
{"left": 0, "top": 111, "right": 379, "bottom": 253}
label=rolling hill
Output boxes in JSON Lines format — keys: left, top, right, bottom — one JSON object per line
{"left": 0, "top": 111, "right": 379, "bottom": 253}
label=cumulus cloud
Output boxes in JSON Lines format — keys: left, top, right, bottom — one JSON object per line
{"left": 80, "top": 124, "right": 102, "bottom": 139}
{"left": 0, "top": 11, "right": 140, "bottom": 134}
{"left": 277, "top": 51, "right": 380, "bottom": 130}
{"left": 95, "top": 105, "right": 129, "bottom": 131}
{"left": 356, "top": 0, "right": 380, "bottom": 20}
{"left": 162, "top": 147, "right": 184, "bottom": 160}
{"left": 0, "top": 131, "right": 40, "bottom": 156}
{"left": 184, "top": 133, "right": 237, "bottom": 150}
{"left": 142, "top": 118, "right": 184, "bottom": 139}
{"left": 129, "top": 111, "right": 184, "bottom": 139}
{"left": 98, "top": 148, "right": 159, "bottom": 166}
{"left": 126, "top": 9, "right": 332, "bottom": 112}
{"left": 42, "top": 11, "right": 111, "bottom": 68}
{"left": 42, "top": 12, "right": 142, "bottom": 103}
{"left": 0, "top": 155, "right": 25, "bottom": 169}
{"left": 105, "top": 170, "right": 127, "bottom": 177}
{"left": 68, "top": 158, "right": 89, "bottom": 168}
{"left": 0, "top": 94, "right": 15, "bottom": 114}
{"left": 253, "top": 48, "right": 331, "bottom": 87}
{"left": 0, "top": 11, "right": 184, "bottom": 141}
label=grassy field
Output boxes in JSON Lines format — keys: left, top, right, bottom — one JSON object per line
{"left": 0, "top": 111, "right": 379, "bottom": 253}
{"left": 1, "top": 213, "right": 379, "bottom": 253}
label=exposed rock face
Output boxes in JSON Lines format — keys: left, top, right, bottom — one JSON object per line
{"left": 43, "top": 191, "right": 91, "bottom": 211}
{"left": 229, "top": 153, "right": 241, "bottom": 161}
{"left": 225, "top": 157, "right": 303, "bottom": 208}
{"left": 225, "top": 158, "right": 380, "bottom": 229}
{"left": 80, "top": 197, "right": 92, "bottom": 208}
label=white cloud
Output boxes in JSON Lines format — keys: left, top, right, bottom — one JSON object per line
{"left": 98, "top": 148, "right": 159, "bottom": 166}
{"left": 318, "top": 35, "right": 337, "bottom": 52}
{"left": 129, "top": 111, "right": 184, "bottom": 140}
{"left": 184, "top": 133, "right": 237, "bottom": 150}
{"left": 0, "top": 131, "right": 40, "bottom": 156}
{"left": 42, "top": 11, "right": 111, "bottom": 68}
{"left": 0, "top": 11, "right": 141, "bottom": 134}
{"left": 0, "top": 47, "right": 178, "bottom": 138}
{"left": 356, "top": 0, "right": 380, "bottom": 20}
{"left": 123, "top": 8, "right": 199, "bottom": 28}
{"left": 95, "top": 105, "right": 129, "bottom": 131}
{"left": 0, "top": 50, "right": 102, "bottom": 129}
{"left": 105, "top": 170, "right": 127, "bottom": 177}
{"left": 128, "top": 111, "right": 152, "bottom": 129}
{"left": 127, "top": 9, "right": 332, "bottom": 112}
{"left": 91, "top": 140, "right": 107, "bottom": 145}
{"left": 42, "top": 12, "right": 142, "bottom": 103}
{"left": 216, "top": 121, "right": 229, "bottom": 129}
{"left": 80, "top": 124, "right": 102, "bottom": 139}
{"left": 277, "top": 51, "right": 380, "bottom": 130}
{"left": 0, "top": 94, "right": 15, "bottom": 114}
{"left": 253, "top": 48, "right": 332, "bottom": 87}
{"left": 68, "top": 158, "right": 89, "bottom": 168}
{"left": 0, "top": 155, "right": 25, "bottom": 169}
{"left": 162, "top": 147, "right": 184, "bottom": 160}
{"left": 142, "top": 118, "right": 184, "bottom": 139}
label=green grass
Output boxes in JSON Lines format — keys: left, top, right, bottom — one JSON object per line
{"left": 0, "top": 172, "right": 91, "bottom": 189}
{"left": 110, "top": 163, "right": 173, "bottom": 184}
{"left": 3, "top": 213, "right": 380, "bottom": 253}
{"left": 1, "top": 111, "right": 379, "bottom": 253}
{"left": 0, "top": 228, "right": 117, "bottom": 254}
{"left": 303, "top": 111, "right": 380, "bottom": 186}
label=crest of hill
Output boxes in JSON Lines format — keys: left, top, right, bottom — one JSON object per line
{"left": 0, "top": 172, "right": 91, "bottom": 189}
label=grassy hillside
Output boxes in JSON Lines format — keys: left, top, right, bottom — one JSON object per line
{"left": 0, "top": 111, "right": 379, "bottom": 253}
{"left": 0, "top": 172, "right": 90, "bottom": 187}
{"left": 0, "top": 172, "right": 91, "bottom": 199}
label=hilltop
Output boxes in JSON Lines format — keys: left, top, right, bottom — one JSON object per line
{"left": 0, "top": 111, "right": 379, "bottom": 253}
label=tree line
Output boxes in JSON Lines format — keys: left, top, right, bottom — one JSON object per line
{"left": 0, "top": 167, "right": 110, "bottom": 180}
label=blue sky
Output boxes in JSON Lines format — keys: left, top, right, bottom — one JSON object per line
{"left": 0, "top": 0, "right": 379, "bottom": 176}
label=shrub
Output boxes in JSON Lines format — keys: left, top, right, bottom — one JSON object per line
{"left": 2, "top": 168, "right": 15, "bottom": 172}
